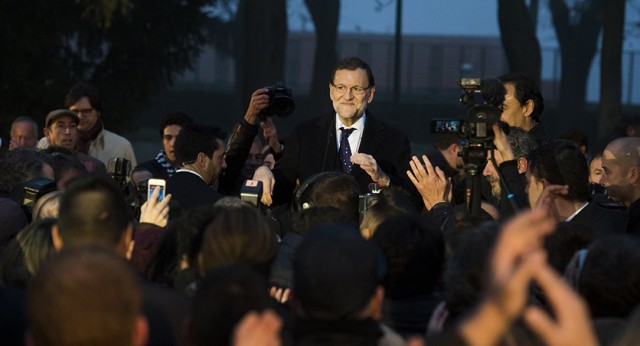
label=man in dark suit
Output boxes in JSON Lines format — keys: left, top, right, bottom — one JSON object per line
{"left": 167, "top": 123, "right": 227, "bottom": 217}
{"left": 526, "top": 139, "right": 627, "bottom": 239}
{"left": 600, "top": 137, "right": 640, "bottom": 235}
{"left": 253, "top": 57, "right": 412, "bottom": 206}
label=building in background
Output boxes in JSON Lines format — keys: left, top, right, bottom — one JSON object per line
{"left": 177, "top": 32, "right": 640, "bottom": 106}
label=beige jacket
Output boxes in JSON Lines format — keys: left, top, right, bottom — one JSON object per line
{"left": 38, "top": 128, "right": 137, "bottom": 167}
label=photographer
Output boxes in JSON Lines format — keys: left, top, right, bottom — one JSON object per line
{"left": 498, "top": 73, "right": 549, "bottom": 145}
{"left": 218, "top": 88, "right": 283, "bottom": 197}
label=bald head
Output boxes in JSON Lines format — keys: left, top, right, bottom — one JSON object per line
{"left": 10, "top": 116, "right": 38, "bottom": 149}
{"left": 601, "top": 137, "right": 640, "bottom": 206}
{"left": 604, "top": 137, "right": 640, "bottom": 167}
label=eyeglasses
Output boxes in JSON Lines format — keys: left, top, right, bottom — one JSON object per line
{"left": 73, "top": 108, "right": 94, "bottom": 117}
{"left": 331, "top": 83, "right": 371, "bottom": 96}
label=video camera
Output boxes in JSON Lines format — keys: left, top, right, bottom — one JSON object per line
{"left": 359, "top": 183, "right": 382, "bottom": 224}
{"left": 430, "top": 78, "right": 508, "bottom": 167}
{"left": 22, "top": 178, "right": 57, "bottom": 219}
{"left": 260, "top": 81, "right": 295, "bottom": 120}
{"left": 107, "top": 157, "right": 144, "bottom": 219}
{"left": 429, "top": 78, "right": 508, "bottom": 216}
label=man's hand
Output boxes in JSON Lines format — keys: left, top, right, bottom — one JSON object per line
{"left": 459, "top": 208, "right": 556, "bottom": 346}
{"left": 139, "top": 188, "right": 172, "bottom": 228}
{"left": 261, "top": 117, "right": 281, "bottom": 154}
{"left": 491, "top": 207, "right": 556, "bottom": 286}
{"left": 269, "top": 286, "right": 291, "bottom": 304}
{"left": 534, "top": 184, "right": 569, "bottom": 222}
{"left": 8, "top": 139, "right": 20, "bottom": 150}
{"left": 253, "top": 166, "right": 275, "bottom": 206}
{"left": 492, "top": 123, "right": 515, "bottom": 163}
{"left": 232, "top": 310, "right": 282, "bottom": 346}
{"left": 244, "top": 88, "right": 270, "bottom": 125}
{"left": 406, "top": 155, "right": 450, "bottom": 210}
{"left": 524, "top": 262, "right": 598, "bottom": 346}
{"left": 350, "top": 153, "right": 390, "bottom": 187}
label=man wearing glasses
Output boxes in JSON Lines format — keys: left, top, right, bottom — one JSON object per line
{"left": 253, "top": 56, "right": 412, "bottom": 206}
{"left": 38, "top": 82, "right": 137, "bottom": 167}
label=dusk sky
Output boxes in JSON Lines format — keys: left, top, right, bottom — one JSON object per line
{"left": 287, "top": 0, "right": 640, "bottom": 49}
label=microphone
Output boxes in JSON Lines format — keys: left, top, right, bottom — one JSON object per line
{"left": 321, "top": 119, "right": 335, "bottom": 172}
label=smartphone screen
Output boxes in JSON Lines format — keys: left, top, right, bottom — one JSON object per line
{"left": 147, "top": 179, "right": 166, "bottom": 202}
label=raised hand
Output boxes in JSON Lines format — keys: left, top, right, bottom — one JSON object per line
{"left": 252, "top": 166, "right": 275, "bottom": 206}
{"left": 406, "top": 155, "right": 450, "bottom": 210}
{"left": 261, "top": 117, "right": 282, "bottom": 154}
{"left": 244, "top": 88, "right": 271, "bottom": 125}
{"left": 139, "top": 187, "right": 171, "bottom": 228}
{"left": 524, "top": 262, "right": 597, "bottom": 346}
{"left": 232, "top": 310, "right": 282, "bottom": 346}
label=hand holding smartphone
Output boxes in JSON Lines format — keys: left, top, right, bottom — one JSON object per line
{"left": 148, "top": 178, "right": 166, "bottom": 202}
{"left": 141, "top": 178, "right": 170, "bottom": 228}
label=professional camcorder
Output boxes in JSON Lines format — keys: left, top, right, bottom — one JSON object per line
{"left": 107, "top": 157, "right": 132, "bottom": 190}
{"left": 430, "top": 78, "right": 508, "bottom": 167}
{"left": 429, "top": 78, "right": 508, "bottom": 216}
{"left": 22, "top": 178, "right": 57, "bottom": 218}
{"left": 107, "top": 157, "right": 144, "bottom": 218}
{"left": 260, "top": 81, "right": 295, "bottom": 120}
{"left": 431, "top": 78, "right": 507, "bottom": 140}
{"left": 359, "top": 183, "right": 382, "bottom": 224}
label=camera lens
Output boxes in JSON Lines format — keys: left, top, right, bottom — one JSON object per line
{"left": 271, "top": 94, "right": 295, "bottom": 117}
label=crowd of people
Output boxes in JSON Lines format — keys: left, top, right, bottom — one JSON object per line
{"left": 1, "top": 56, "right": 640, "bottom": 345}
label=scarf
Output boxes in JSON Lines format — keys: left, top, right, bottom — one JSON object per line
{"left": 77, "top": 120, "right": 103, "bottom": 155}
{"left": 155, "top": 150, "right": 177, "bottom": 176}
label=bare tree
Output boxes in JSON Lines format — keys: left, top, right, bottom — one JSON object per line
{"left": 0, "top": 0, "right": 216, "bottom": 133}
{"left": 598, "top": 0, "right": 626, "bottom": 137}
{"left": 549, "top": 0, "right": 603, "bottom": 130}
{"left": 498, "top": 0, "right": 542, "bottom": 84}
{"left": 304, "top": 0, "right": 340, "bottom": 112}
{"left": 233, "top": 0, "right": 288, "bottom": 107}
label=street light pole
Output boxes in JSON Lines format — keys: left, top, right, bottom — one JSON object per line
{"left": 393, "top": 0, "right": 402, "bottom": 106}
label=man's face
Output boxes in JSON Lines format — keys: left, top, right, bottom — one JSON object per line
{"left": 329, "top": 68, "right": 375, "bottom": 126}
{"left": 600, "top": 148, "right": 629, "bottom": 203}
{"left": 45, "top": 116, "right": 78, "bottom": 150}
{"left": 69, "top": 96, "right": 99, "bottom": 131}
{"left": 525, "top": 170, "right": 544, "bottom": 207}
{"left": 482, "top": 151, "right": 503, "bottom": 200}
{"left": 589, "top": 156, "right": 604, "bottom": 184}
{"left": 205, "top": 139, "right": 227, "bottom": 185}
{"left": 501, "top": 83, "right": 526, "bottom": 128}
{"left": 262, "top": 152, "right": 275, "bottom": 169}
{"left": 162, "top": 124, "right": 182, "bottom": 163}
{"left": 242, "top": 141, "right": 263, "bottom": 179}
{"left": 11, "top": 121, "right": 37, "bottom": 148}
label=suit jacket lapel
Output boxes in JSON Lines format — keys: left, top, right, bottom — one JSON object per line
{"left": 315, "top": 114, "right": 339, "bottom": 172}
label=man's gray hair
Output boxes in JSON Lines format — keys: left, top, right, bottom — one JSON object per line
{"left": 508, "top": 127, "right": 537, "bottom": 159}
{"left": 11, "top": 116, "right": 38, "bottom": 137}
